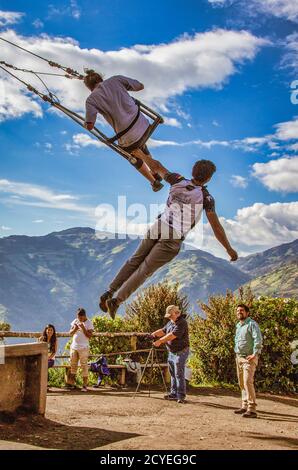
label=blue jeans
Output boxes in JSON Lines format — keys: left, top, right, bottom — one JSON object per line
{"left": 168, "top": 348, "right": 189, "bottom": 399}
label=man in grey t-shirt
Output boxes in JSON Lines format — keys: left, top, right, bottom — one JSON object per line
{"left": 100, "top": 159, "right": 238, "bottom": 319}
{"left": 83, "top": 70, "right": 163, "bottom": 192}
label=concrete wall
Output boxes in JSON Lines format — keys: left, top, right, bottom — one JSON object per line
{"left": 0, "top": 343, "right": 48, "bottom": 415}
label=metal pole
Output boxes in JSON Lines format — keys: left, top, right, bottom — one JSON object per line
{"left": 133, "top": 347, "right": 153, "bottom": 397}
{"left": 155, "top": 348, "right": 168, "bottom": 394}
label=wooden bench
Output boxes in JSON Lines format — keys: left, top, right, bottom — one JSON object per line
{"left": 52, "top": 363, "right": 170, "bottom": 386}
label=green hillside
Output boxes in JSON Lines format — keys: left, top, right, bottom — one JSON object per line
{"left": 242, "top": 261, "right": 298, "bottom": 298}
{"left": 0, "top": 227, "right": 249, "bottom": 329}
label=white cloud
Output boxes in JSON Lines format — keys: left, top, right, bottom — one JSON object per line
{"left": 1, "top": 225, "right": 11, "bottom": 231}
{"left": 230, "top": 175, "right": 248, "bottom": 188}
{"left": 148, "top": 138, "right": 184, "bottom": 148}
{"left": 201, "top": 200, "right": 298, "bottom": 257}
{"left": 0, "top": 10, "right": 24, "bottom": 27}
{"left": 64, "top": 133, "right": 106, "bottom": 154}
{"left": 283, "top": 33, "right": 298, "bottom": 70}
{"left": 289, "top": 143, "right": 298, "bottom": 152}
{"left": 252, "top": 156, "right": 298, "bottom": 192}
{"left": 72, "top": 133, "right": 105, "bottom": 148}
{"left": 47, "top": 1, "right": 81, "bottom": 20}
{"left": 144, "top": 117, "right": 298, "bottom": 153}
{"left": 255, "top": 0, "right": 298, "bottom": 22}
{"left": 209, "top": 0, "right": 229, "bottom": 3}
{"left": 0, "top": 178, "right": 94, "bottom": 215}
{"left": 193, "top": 138, "right": 230, "bottom": 149}
{"left": 0, "top": 78, "right": 42, "bottom": 122}
{"left": 64, "top": 142, "right": 79, "bottom": 155}
{"left": 0, "top": 28, "right": 267, "bottom": 123}
{"left": 70, "top": 0, "right": 81, "bottom": 19}
{"left": 33, "top": 219, "right": 44, "bottom": 223}
{"left": 208, "top": 0, "right": 298, "bottom": 22}
{"left": 274, "top": 117, "right": 298, "bottom": 141}
{"left": 32, "top": 19, "right": 44, "bottom": 29}
{"left": 163, "top": 117, "right": 182, "bottom": 128}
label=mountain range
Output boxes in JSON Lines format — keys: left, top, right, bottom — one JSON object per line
{"left": 0, "top": 227, "right": 297, "bottom": 330}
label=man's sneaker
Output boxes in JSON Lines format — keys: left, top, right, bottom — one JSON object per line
{"left": 151, "top": 180, "right": 164, "bottom": 192}
{"left": 164, "top": 394, "right": 177, "bottom": 401}
{"left": 234, "top": 408, "right": 247, "bottom": 415}
{"left": 99, "top": 291, "right": 113, "bottom": 313}
{"left": 81, "top": 386, "right": 88, "bottom": 393}
{"left": 177, "top": 398, "right": 186, "bottom": 404}
{"left": 106, "top": 298, "right": 119, "bottom": 319}
{"left": 242, "top": 410, "right": 257, "bottom": 418}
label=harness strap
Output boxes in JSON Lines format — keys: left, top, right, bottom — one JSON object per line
{"left": 107, "top": 101, "right": 141, "bottom": 143}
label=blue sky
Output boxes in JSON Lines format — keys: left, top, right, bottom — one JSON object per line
{"left": 0, "top": 0, "right": 297, "bottom": 257}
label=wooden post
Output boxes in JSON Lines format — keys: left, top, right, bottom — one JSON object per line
{"left": 164, "top": 365, "right": 171, "bottom": 384}
{"left": 130, "top": 335, "right": 137, "bottom": 352}
{"left": 65, "top": 366, "right": 71, "bottom": 384}
{"left": 119, "top": 367, "right": 126, "bottom": 386}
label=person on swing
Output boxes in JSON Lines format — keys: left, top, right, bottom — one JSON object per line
{"left": 83, "top": 70, "right": 163, "bottom": 192}
{"left": 99, "top": 159, "right": 238, "bottom": 318}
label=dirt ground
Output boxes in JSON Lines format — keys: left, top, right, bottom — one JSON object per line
{"left": 0, "top": 386, "right": 297, "bottom": 450}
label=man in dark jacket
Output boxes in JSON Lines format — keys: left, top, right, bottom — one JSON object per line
{"left": 151, "top": 305, "right": 190, "bottom": 404}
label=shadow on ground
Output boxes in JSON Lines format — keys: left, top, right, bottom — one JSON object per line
{"left": 186, "top": 386, "right": 298, "bottom": 408}
{"left": 245, "top": 432, "right": 298, "bottom": 449}
{"left": 0, "top": 415, "right": 140, "bottom": 450}
{"left": 48, "top": 384, "right": 298, "bottom": 408}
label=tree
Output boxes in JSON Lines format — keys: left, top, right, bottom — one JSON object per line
{"left": 190, "top": 288, "right": 298, "bottom": 392}
{"left": 0, "top": 322, "right": 10, "bottom": 344}
{"left": 125, "top": 281, "right": 189, "bottom": 333}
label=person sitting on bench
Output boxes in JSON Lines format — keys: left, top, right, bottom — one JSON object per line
{"left": 83, "top": 70, "right": 163, "bottom": 192}
{"left": 100, "top": 159, "right": 238, "bottom": 318}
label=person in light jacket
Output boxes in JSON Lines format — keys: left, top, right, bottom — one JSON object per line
{"left": 234, "top": 304, "right": 262, "bottom": 418}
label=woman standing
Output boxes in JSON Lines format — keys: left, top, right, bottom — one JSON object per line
{"left": 39, "top": 324, "right": 58, "bottom": 368}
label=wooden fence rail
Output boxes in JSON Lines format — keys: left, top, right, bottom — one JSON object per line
{"left": 0, "top": 331, "right": 170, "bottom": 386}
{"left": 0, "top": 331, "right": 149, "bottom": 338}
{"left": 0, "top": 331, "right": 152, "bottom": 355}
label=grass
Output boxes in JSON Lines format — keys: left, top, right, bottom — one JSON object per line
{"left": 48, "top": 368, "right": 118, "bottom": 388}
{"left": 189, "top": 380, "right": 239, "bottom": 391}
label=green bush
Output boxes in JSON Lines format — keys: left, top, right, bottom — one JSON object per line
{"left": 190, "top": 289, "right": 298, "bottom": 393}
{"left": 48, "top": 367, "right": 100, "bottom": 388}
{"left": 125, "top": 281, "right": 189, "bottom": 333}
{"left": 0, "top": 322, "right": 10, "bottom": 344}
{"left": 89, "top": 315, "right": 134, "bottom": 364}
{"left": 48, "top": 367, "right": 66, "bottom": 388}
{"left": 0, "top": 322, "right": 10, "bottom": 331}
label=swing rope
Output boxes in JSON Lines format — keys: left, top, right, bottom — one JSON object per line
{"left": 0, "top": 59, "right": 76, "bottom": 78}
{"left": 0, "top": 36, "right": 84, "bottom": 79}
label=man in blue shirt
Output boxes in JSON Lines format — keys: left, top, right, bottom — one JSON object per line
{"left": 151, "top": 305, "right": 190, "bottom": 404}
{"left": 234, "top": 304, "right": 263, "bottom": 418}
